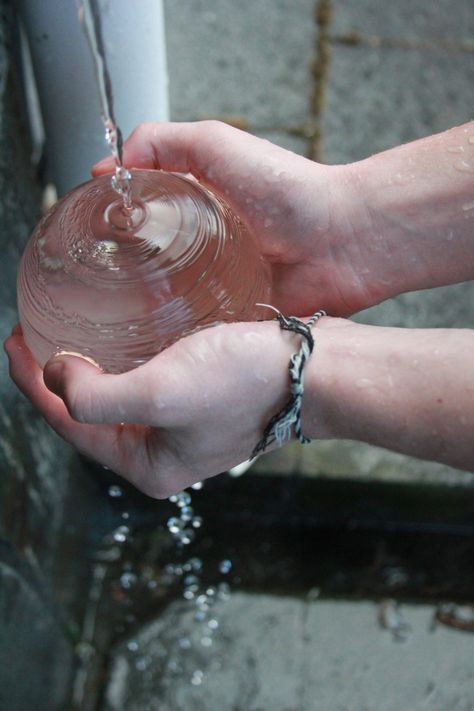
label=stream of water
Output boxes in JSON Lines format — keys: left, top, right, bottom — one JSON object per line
{"left": 78, "top": 0, "right": 132, "bottom": 209}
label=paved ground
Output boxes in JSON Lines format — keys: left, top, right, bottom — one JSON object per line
{"left": 104, "top": 594, "right": 474, "bottom": 711}
{"left": 102, "top": 3, "right": 474, "bottom": 710}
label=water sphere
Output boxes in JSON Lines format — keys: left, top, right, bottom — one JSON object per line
{"left": 18, "top": 170, "right": 271, "bottom": 373}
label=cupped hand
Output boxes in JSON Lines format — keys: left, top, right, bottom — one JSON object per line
{"left": 5, "top": 321, "right": 312, "bottom": 498}
{"left": 93, "top": 121, "right": 374, "bottom": 317}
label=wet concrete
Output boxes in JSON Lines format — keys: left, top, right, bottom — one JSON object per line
{"left": 104, "top": 595, "right": 474, "bottom": 711}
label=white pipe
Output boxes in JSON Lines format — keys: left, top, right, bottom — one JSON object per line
{"left": 18, "top": 0, "right": 169, "bottom": 195}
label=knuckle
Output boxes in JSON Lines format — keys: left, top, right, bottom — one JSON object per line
{"left": 130, "top": 121, "right": 155, "bottom": 142}
{"left": 199, "top": 119, "right": 228, "bottom": 138}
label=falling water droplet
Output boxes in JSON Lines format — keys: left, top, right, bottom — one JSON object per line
{"left": 217, "top": 582, "right": 231, "bottom": 601}
{"left": 135, "top": 657, "right": 148, "bottom": 671}
{"left": 112, "top": 525, "right": 130, "bottom": 543}
{"left": 218, "top": 559, "right": 232, "bottom": 574}
{"left": 167, "top": 517, "right": 184, "bottom": 534}
{"left": 188, "top": 557, "right": 203, "bottom": 572}
{"left": 108, "top": 484, "right": 123, "bottom": 497}
{"left": 180, "top": 506, "right": 194, "bottom": 522}
{"left": 120, "top": 571, "right": 138, "bottom": 589}
{"left": 176, "top": 491, "right": 192, "bottom": 508}
{"left": 191, "top": 669, "right": 204, "bottom": 686}
{"left": 179, "top": 529, "right": 195, "bottom": 545}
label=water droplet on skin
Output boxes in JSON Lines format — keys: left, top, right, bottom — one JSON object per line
{"left": 191, "top": 481, "right": 203, "bottom": 490}
{"left": 392, "top": 172, "right": 413, "bottom": 185}
{"left": 108, "top": 484, "right": 123, "bottom": 498}
{"left": 355, "top": 378, "right": 372, "bottom": 389}
{"left": 264, "top": 218, "right": 273, "bottom": 228}
{"left": 462, "top": 201, "right": 474, "bottom": 211}
{"left": 468, "top": 135, "right": 474, "bottom": 145}
{"left": 447, "top": 231, "right": 454, "bottom": 241}
{"left": 446, "top": 145, "right": 464, "bottom": 154}
{"left": 454, "top": 159, "right": 474, "bottom": 173}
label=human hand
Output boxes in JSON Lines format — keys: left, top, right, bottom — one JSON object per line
{"left": 93, "top": 120, "right": 375, "bottom": 316}
{"left": 95, "top": 121, "right": 474, "bottom": 314}
{"left": 5, "top": 320, "right": 322, "bottom": 498}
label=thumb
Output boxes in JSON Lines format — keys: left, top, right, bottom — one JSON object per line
{"left": 92, "top": 120, "right": 209, "bottom": 176}
{"left": 43, "top": 353, "right": 157, "bottom": 425}
{"left": 91, "top": 120, "right": 267, "bottom": 199}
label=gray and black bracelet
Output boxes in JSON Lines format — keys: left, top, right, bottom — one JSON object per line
{"left": 251, "top": 306, "right": 326, "bottom": 458}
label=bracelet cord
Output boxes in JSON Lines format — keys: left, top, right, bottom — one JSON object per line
{"left": 250, "top": 308, "right": 326, "bottom": 459}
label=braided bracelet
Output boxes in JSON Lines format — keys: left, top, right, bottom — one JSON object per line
{"left": 250, "top": 305, "right": 326, "bottom": 459}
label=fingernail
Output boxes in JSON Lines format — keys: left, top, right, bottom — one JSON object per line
{"left": 44, "top": 359, "right": 66, "bottom": 397}
{"left": 56, "top": 351, "right": 100, "bottom": 368}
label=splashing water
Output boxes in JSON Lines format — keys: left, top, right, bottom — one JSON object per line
{"left": 78, "top": 0, "right": 132, "bottom": 209}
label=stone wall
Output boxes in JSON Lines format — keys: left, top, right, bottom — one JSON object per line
{"left": 0, "top": 4, "right": 100, "bottom": 709}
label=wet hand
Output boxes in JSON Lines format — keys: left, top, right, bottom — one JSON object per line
{"left": 93, "top": 120, "right": 375, "bottom": 316}
{"left": 4, "top": 321, "right": 302, "bottom": 498}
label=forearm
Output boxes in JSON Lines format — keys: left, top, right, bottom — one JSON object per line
{"left": 304, "top": 318, "right": 474, "bottom": 471}
{"left": 341, "top": 121, "right": 474, "bottom": 302}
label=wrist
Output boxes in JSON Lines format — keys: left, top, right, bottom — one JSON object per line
{"left": 342, "top": 123, "right": 474, "bottom": 299}
{"left": 301, "top": 316, "right": 357, "bottom": 441}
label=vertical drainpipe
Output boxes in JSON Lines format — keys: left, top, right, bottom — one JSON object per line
{"left": 18, "top": 0, "right": 169, "bottom": 196}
